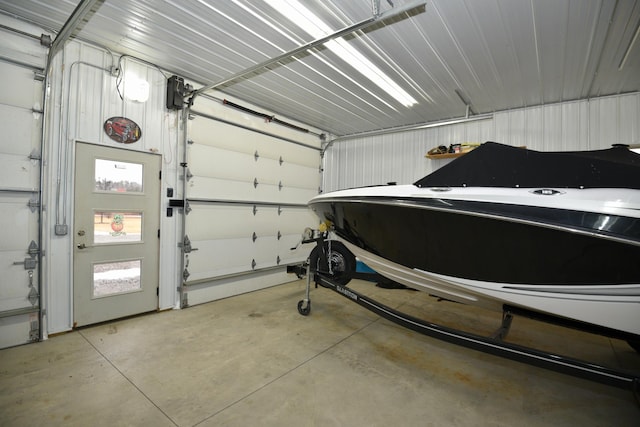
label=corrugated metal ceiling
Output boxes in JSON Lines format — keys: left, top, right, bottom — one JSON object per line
{"left": 1, "top": 0, "right": 638, "bottom": 137}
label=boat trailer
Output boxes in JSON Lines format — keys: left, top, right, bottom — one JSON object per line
{"left": 288, "top": 234, "right": 640, "bottom": 403}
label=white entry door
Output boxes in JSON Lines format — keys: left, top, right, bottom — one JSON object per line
{"left": 73, "top": 142, "right": 160, "bottom": 327}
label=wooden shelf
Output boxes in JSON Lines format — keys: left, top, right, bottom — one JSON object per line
{"left": 426, "top": 145, "right": 526, "bottom": 159}
{"left": 425, "top": 151, "right": 468, "bottom": 159}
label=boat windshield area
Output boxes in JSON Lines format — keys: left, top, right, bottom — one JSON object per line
{"left": 414, "top": 142, "right": 640, "bottom": 190}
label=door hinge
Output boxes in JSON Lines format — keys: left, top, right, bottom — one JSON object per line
{"left": 156, "top": 287, "right": 159, "bottom": 296}
{"left": 178, "top": 235, "right": 198, "bottom": 253}
{"left": 13, "top": 241, "right": 39, "bottom": 270}
{"left": 29, "top": 149, "right": 42, "bottom": 160}
{"left": 159, "top": 170, "right": 162, "bottom": 180}
{"left": 27, "top": 197, "right": 40, "bottom": 212}
{"left": 158, "top": 229, "right": 160, "bottom": 238}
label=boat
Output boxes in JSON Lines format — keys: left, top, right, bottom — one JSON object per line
{"left": 308, "top": 142, "right": 640, "bottom": 343}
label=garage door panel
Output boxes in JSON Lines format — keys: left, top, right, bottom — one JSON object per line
{"left": 189, "top": 144, "right": 287, "bottom": 185}
{"left": 187, "top": 205, "right": 281, "bottom": 241}
{"left": 187, "top": 205, "right": 315, "bottom": 241}
{"left": 0, "top": 154, "right": 39, "bottom": 190}
{"left": 190, "top": 119, "right": 255, "bottom": 155}
{"left": 186, "top": 237, "right": 280, "bottom": 281}
{"left": 186, "top": 204, "right": 256, "bottom": 240}
{"left": 279, "top": 236, "right": 313, "bottom": 264}
{"left": 0, "top": 250, "right": 35, "bottom": 311}
{"left": 278, "top": 208, "right": 318, "bottom": 234}
{"left": 0, "top": 62, "right": 42, "bottom": 109}
{"left": 0, "top": 312, "right": 37, "bottom": 348}
{"left": 189, "top": 176, "right": 283, "bottom": 203}
{"left": 0, "top": 105, "right": 40, "bottom": 154}
{"left": 278, "top": 186, "right": 318, "bottom": 205}
{"left": 253, "top": 236, "right": 278, "bottom": 268}
{"left": 252, "top": 210, "right": 282, "bottom": 239}
{"left": 0, "top": 194, "right": 37, "bottom": 250}
{"left": 189, "top": 144, "right": 253, "bottom": 181}
{"left": 280, "top": 162, "right": 319, "bottom": 189}
{"left": 255, "top": 138, "right": 319, "bottom": 168}
{"left": 256, "top": 157, "right": 285, "bottom": 180}
{"left": 190, "top": 119, "right": 319, "bottom": 168}
{"left": 187, "top": 238, "right": 254, "bottom": 281}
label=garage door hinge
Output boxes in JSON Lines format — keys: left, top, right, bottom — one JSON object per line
{"left": 29, "top": 149, "right": 41, "bottom": 160}
{"left": 178, "top": 235, "right": 198, "bottom": 253}
{"left": 13, "top": 241, "right": 39, "bottom": 270}
{"left": 27, "top": 197, "right": 40, "bottom": 212}
{"left": 182, "top": 268, "right": 190, "bottom": 281}
{"left": 34, "top": 70, "right": 46, "bottom": 81}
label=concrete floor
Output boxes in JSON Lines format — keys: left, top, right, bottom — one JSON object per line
{"left": 0, "top": 279, "right": 638, "bottom": 426}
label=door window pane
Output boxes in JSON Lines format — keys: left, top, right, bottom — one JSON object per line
{"left": 93, "top": 260, "right": 141, "bottom": 297}
{"left": 95, "top": 158, "right": 143, "bottom": 193}
{"left": 94, "top": 211, "right": 142, "bottom": 244}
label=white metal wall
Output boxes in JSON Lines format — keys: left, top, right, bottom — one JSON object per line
{"left": 181, "top": 96, "right": 321, "bottom": 306}
{"left": 323, "top": 93, "right": 640, "bottom": 191}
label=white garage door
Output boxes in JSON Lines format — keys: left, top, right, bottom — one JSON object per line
{"left": 0, "top": 59, "right": 44, "bottom": 348}
{"left": 181, "top": 97, "right": 321, "bottom": 305}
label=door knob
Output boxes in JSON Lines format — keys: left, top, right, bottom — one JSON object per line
{"left": 77, "top": 243, "right": 87, "bottom": 249}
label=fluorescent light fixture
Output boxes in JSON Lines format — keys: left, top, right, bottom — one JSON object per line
{"left": 264, "top": 0, "right": 417, "bottom": 107}
{"left": 122, "top": 72, "right": 149, "bottom": 103}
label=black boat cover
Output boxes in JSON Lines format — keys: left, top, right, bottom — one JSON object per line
{"left": 414, "top": 142, "right": 640, "bottom": 189}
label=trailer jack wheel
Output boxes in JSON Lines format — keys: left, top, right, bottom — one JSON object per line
{"left": 297, "top": 299, "right": 311, "bottom": 316}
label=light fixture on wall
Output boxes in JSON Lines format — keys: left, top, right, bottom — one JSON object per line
{"left": 263, "top": 0, "right": 417, "bottom": 108}
{"left": 121, "top": 71, "right": 150, "bottom": 103}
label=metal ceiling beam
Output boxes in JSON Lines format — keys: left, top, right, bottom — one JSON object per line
{"left": 193, "top": 0, "right": 427, "bottom": 98}
{"left": 48, "top": 0, "right": 102, "bottom": 64}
